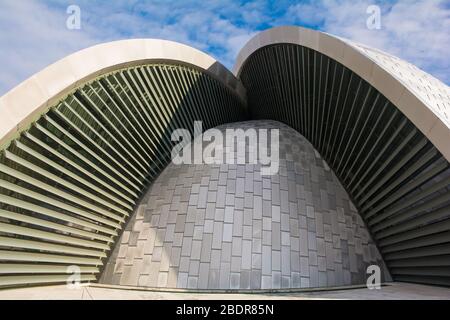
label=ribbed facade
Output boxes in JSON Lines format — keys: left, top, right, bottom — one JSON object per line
{"left": 0, "top": 63, "right": 245, "bottom": 287}
{"left": 238, "top": 44, "right": 450, "bottom": 286}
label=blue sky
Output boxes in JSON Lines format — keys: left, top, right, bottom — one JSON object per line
{"left": 0, "top": 0, "right": 448, "bottom": 95}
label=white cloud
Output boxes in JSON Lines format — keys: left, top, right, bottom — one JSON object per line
{"left": 283, "top": 0, "right": 450, "bottom": 84}
{"left": 0, "top": 0, "right": 258, "bottom": 94}
{"left": 0, "top": 0, "right": 98, "bottom": 94}
{"left": 0, "top": 0, "right": 447, "bottom": 96}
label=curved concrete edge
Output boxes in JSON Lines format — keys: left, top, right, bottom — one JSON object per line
{"left": 89, "top": 282, "right": 389, "bottom": 294}
{"left": 233, "top": 26, "right": 450, "bottom": 162}
{"left": 0, "top": 39, "right": 246, "bottom": 149}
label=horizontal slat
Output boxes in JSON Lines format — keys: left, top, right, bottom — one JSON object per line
{"left": 376, "top": 209, "right": 450, "bottom": 243}
{"left": 0, "top": 193, "right": 117, "bottom": 236}
{"left": 0, "top": 264, "right": 99, "bottom": 274}
{"left": 0, "top": 236, "right": 107, "bottom": 258}
{"left": 0, "top": 160, "right": 126, "bottom": 222}
{"left": 0, "top": 274, "right": 96, "bottom": 287}
{"left": 394, "top": 275, "right": 450, "bottom": 287}
{"left": 0, "top": 250, "right": 102, "bottom": 266}
{"left": 369, "top": 176, "right": 450, "bottom": 227}
{"left": 390, "top": 266, "right": 450, "bottom": 277}
{"left": 36, "top": 120, "right": 137, "bottom": 203}
{"left": 55, "top": 106, "right": 145, "bottom": 190}
{"left": 25, "top": 127, "right": 133, "bottom": 210}
{"left": 364, "top": 161, "right": 448, "bottom": 219}
{"left": 1, "top": 179, "right": 123, "bottom": 229}
{"left": 0, "top": 222, "right": 110, "bottom": 250}
{"left": 388, "top": 255, "right": 450, "bottom": 268}
{"left": 44, "top": 114, "right": 140, "bottom": 197}
{"left": 384, "top": 243, "right": 450, "bottom": 261}
{"left": 0, "top": 209, "right": 113, "bottom": 243}
{"left": 381, "top": 231, "right": 450, "bottom": 254}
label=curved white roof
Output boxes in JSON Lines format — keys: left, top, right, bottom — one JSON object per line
{"left": 0, "top": 39, "right": 246, "bottom": 148}
{"left": 233, "top": 26, "right": 450, "bottom": 162}
{"left": 1, "top": 28, "right": 448, "bottom": 161}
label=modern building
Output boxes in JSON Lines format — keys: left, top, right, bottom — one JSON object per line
{"left": 0, "top": 26, "right": 449, "bottom": 292}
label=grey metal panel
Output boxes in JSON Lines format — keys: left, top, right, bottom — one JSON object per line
{"left": 100, "top": 121, "right": 387, "bottom": 289}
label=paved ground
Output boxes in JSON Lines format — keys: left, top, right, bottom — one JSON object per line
{"left": 0, "top": 282, "right": 449, "bottom": 300}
